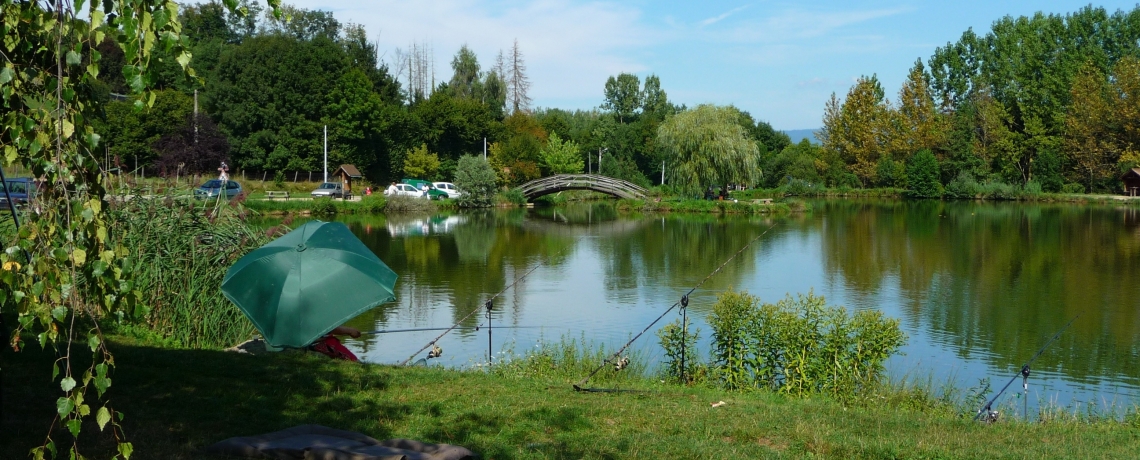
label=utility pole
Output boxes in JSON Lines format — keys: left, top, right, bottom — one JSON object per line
{"left": 323, "top": 125, "right": 328, "bottom": 183}
{"left": 483, "top": 137, "right": 487, "bottom": 160}
{"left": 661, "top": 160, "right": 665, "bottom": 185}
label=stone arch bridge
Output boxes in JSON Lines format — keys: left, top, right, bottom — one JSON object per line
{"left": 514, "top": 174, "right": 648, "bottom": 201}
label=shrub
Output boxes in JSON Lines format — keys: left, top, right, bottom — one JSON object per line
{"left": 656, "top": 317, "right": 701, "bottom": 384}
{"left": 310, "top": 198, "right": 337, "bottom": 216}
{"left": 454, "top": 155, "right": 498, "bottom": 208}
{"left": 1023, "top": 180, "right": 1043, "bottom": 196}
{"left": 360, "top": 194, "right": 387, "bottom": 213}
{"left": 500, "top": 188, "right": 527, "bottom": 206}
{"left": 706, "top": 289, "right": 907, "bottom": 398}
{"left": 273, "top": 170, "right": 285, "bottom": 189}
{"left": 944, "top": 171, "right": 979, "bottom": 199}
{"left": 781, "top": 178, "right": 820, "bottom": 196}
{"left": 906, "top": 149, "right": 943, "bottom": 198}
{"left": 384, "top": 195, "right": 436, "bottom": 213}
{"left": 1062, "top": 183, "right": 1086, "bottom": 194}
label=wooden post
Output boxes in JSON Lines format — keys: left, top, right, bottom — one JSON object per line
{"left": 294, "top": 171, "right": 298, "bottom": 182}
{"left": 262, "top": 171, "right": 267, "bottom": 182}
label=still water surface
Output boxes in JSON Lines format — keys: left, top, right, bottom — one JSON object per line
{"left": 329, "top": 200, "right": 1140, "bottom": 414}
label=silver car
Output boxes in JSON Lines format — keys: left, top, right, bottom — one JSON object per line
{"left": 311, "top": 182, "right": 344, "bottom": 198}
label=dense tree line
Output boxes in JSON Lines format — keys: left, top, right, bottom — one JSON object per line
{"left": 817, "top": 6, "right": 1140, "bottom": 194}
{"left": 93, "top": 1, "right": 791, "bottom": 191}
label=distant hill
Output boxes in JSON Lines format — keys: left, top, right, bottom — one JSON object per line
{"left": 782, "top": 129, "right": 819, "bottom": 145}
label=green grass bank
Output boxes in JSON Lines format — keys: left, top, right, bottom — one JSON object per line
{"left": 3, "top": 339, "right": 1138, "bottom": 460}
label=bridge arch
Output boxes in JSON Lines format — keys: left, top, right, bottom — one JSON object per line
{"left": 515, "top": 174, "right": 649, "bottom": 201}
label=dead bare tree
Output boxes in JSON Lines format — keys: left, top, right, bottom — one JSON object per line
{"left": 508, "top": 39, "right": 532, "bottom": 114}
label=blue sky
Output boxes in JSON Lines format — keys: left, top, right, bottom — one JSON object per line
{"left": 278, "top": 1, "right": 1140, "bottom": 130}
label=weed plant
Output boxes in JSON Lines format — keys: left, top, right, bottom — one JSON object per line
{"left": 701, "top": 290, "right": 906, "bottom": 398}
{"left": 384, "top": 195, "right": 438, "bottom": 213}
{"left": 489, "top": 333, "right": 648, "bottom": 387}
{"left": 655, "top": 318, "right": 702, "bottom": 384}
{"left": 498, "top": 189, "right": 527, "bottom": 206}
{"left": 106, "top": 192, "right": 267, "bottom": 348}
{"left": 310, "top": 198, "right": 338, "bottom": 216}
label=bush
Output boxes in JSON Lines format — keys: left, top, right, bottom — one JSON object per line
{"left": 706, "top": 290, "right": 906, "bottom": 398}
{"left": 454, "top": 155, "right": 498, "bottom": 208}
{"left": 273, "top": 170, "right": 286, "bottom": 189}
{"left": 657, "top": 318, "right": 701, "bottom": 384}
{"left": 906, "top": 149, "right": 942, "bottom": 198}
{"left": 1062, "top": 183, "right": 1086, "bottom": 194}
{"left": 1023, "top": 180, "right": 1043, "bottom": 196}
{"left": 944, "top": 171, "right": 979, "bottom": 199}
{"left": 360, "top": 194, "right": 387, "bottom": 213}
{"left": 384, "top": 195, "right": 436, "bottom": 213}
{"left": 310, "top": 198, "right": 337, "bottom": 216}
{"left": 500, "top": 188, "right": 527, "bottom": 206}
{"left": 781, "top": 178, "right": 820, "bottom": 196}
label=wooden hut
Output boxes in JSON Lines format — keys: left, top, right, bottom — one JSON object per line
{"left": 1123, "top": 168, "right": 1140, "bottom": 197}
{"left": 333, "top": 164, "right": 363, "bottom": 196}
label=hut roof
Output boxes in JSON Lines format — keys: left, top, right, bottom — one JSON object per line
{"left": 335, "top": 164, "right": 362, "bottom": 178}
{"left": 1123, "top": 168, "right": 1140, "bottom": 180}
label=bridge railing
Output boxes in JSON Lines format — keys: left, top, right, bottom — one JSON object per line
{"left": 516, "top": 174, "right": 648, "bottom": 200}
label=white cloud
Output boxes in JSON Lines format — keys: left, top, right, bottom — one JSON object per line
{"left": 716, "top": 6, "right": 913, "bottom": 43}
{"left": 277, "top": 0, "right": 659, "bottom": 104}
{"left": 700, "top": 5, "right": 750, "bottom": 27}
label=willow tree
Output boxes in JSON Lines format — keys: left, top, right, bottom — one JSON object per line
{"left": 657, "top": 105, "right": 760, "bottom": 195}
{"left": 1, "top": 1, "right": 278, "bottom": 458}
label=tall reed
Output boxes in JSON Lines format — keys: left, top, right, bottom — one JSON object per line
{"left": 107, "top": 194, "right": 269, "bottom": 348}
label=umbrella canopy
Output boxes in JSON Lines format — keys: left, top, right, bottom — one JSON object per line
{"left": 222, "top": 220, "right": 398, "bottom": 348}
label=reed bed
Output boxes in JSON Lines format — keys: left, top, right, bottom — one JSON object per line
{"left": 107, "top": 193, "right": 269, "bottom": 348}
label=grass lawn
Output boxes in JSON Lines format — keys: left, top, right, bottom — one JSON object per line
{"left": 3, "top": 340, "right": 1137, "bottom": 459}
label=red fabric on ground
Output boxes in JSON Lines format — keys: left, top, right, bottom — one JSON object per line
{"left": 309, "top": 335, "right": 359, "bottom": 361}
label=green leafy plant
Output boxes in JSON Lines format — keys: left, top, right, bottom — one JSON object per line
{"left": 656, "top": 317, "right": 701, "bottom": 384}
{"left": 0, "top": 2, "right": 282, "bottom": 458}
{"left": 706, "top": 290, "right": 907, "bottom": 398}
{"left": 310, "top": 198, "right": 338, "bottom": 216}
{"left": 454, "top": 155, "right": 498, "bottom": 208}
{"left": 500, "top": 188, "right": 527, "bottom": 206}
{"left": 906, "top": 149, "right": 943, "bottom": 198}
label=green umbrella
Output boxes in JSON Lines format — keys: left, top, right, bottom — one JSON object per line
{"left": 222, "top": 220, "right": 398, "bottom": 348}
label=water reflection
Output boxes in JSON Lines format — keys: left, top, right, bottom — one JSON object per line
{"left": 812, "top": 200, "right": 1140, "bottom": 390}
{"left": 324, "top": 200, "right": 1140, "bottom": 411}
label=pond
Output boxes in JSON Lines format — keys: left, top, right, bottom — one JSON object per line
{"left": 323, "top": 199, "right": 1140, "bottom": 415}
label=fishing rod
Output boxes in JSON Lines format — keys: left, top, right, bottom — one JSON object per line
{"left": 574, "top": 221, "right": 779, "bottom": 392}
{"left": 362, "top": 326, "right": 540, "bottom": 335}
{"left": 400, "top": 235, "right": 584, "bottom": 366}
{"left": 973, "top": 314, "right": 1080, "bottom": 422}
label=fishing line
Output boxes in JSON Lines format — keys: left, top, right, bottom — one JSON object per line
{"left": 400, "top": 234, "right": 584, "bottom": 366}
{"left": 574, "top": 220, "right": 779, "bottom": 392}
{"left": 361, "top": 326, "right": 540, "bottom": 335}
{"left": 972, "top": 314, "right": 1080, "bottom": 422}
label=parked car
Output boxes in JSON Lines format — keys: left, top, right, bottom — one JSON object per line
{"left": 195, "top": 179, "right": 243, "bottom": 200}
{"left": 432, "top": 182, "right": 463, "bottom": 198}
{"left": 384, "top": 183, "right": 424, "bottom": 198}
{"left": 310, "top": 182, "right": 344, "bottom": 198}
{"left": 401, "top": 178, "right": 449, "bottom": 200}
{"left": 0, "top": 177, "right": 36, "bottom": 210}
